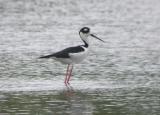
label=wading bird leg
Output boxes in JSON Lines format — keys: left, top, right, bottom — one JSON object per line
{"left": 64, "top": 64, "right": 70, "bottom": 84}
{"left": 67, "top": 65, "right": 73, "bottom": 84}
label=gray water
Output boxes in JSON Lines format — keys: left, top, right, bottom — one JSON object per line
{"left": 0, "top": 0, "right": 160, "bottom": 115}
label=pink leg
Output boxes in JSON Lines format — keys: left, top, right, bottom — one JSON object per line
{"left": 64, "top": 64, "right": 70, "bottom": 84}
{"left": 67, "top": 65, "right": 73, "bottom": 84}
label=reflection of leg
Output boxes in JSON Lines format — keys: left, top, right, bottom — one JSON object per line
{"left": 64, "top": 64, "right": 70, "bottom": 84}
{"left": 65, "top": 84, "right": 75, "bottom": 97}
{"left": 67, "top": 65, "right": 73, "bottom": 84}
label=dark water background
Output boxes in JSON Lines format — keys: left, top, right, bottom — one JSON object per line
{"left": 0, "top": 0, "right": 160, "bottom": 114}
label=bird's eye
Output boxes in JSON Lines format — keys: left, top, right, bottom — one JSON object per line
{"left": 80, "top": 27, "right": 90, "bottom": 34}
{"left": 82, "top": 28, "right": 89, "bottom": 33}
{"left": 84, "top": 28, "right": 88, "bottom": 32}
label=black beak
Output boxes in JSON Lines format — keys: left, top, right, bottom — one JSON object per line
{"left": 90, "top": 34, "right": 105, "bottom": 42}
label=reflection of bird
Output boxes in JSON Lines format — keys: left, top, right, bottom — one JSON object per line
{"left": 63, "top": 86, "right": 94, "bottom": 115}
{"left": 40, "top": 27, "right": 104, "bottom": 84}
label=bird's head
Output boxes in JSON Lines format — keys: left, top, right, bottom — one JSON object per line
{"left": 79, "top": 27, "right": 105, "bottom": 43}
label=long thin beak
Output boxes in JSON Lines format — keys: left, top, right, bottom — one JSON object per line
{"left": 90, "top": 34, "right": 105, "bottom": 42}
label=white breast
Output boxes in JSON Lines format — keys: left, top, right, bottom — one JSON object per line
{"left": 53, "top": 57, "right": 73, "bottom": 64}
{"left": 69, "top": 46, "right": 89, "bottom": 64}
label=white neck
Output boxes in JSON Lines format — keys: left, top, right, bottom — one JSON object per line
{"left": 79, "top": 32, "right": 89, "bottom": 47}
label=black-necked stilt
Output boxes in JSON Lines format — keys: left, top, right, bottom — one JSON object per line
{"left": 40, "top": 27, "right": 104, "bottom": 84}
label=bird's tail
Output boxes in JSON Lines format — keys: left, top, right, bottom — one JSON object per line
{"left": 39, "top": 55, "right": 49, "bottom": 58}
{"left": 39, "top": 54, "right": 54, "bottom": 58}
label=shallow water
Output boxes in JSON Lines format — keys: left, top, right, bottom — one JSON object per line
{"left": 0, "top": 0, "right": 160, "bottom": 114}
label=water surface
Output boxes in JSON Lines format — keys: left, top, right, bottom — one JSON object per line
{"left": 0, "top": 0, "right": 160, "bottom": 114}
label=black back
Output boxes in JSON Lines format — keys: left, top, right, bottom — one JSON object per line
{"left": 39, "top": 46, "right": 84, "bottom": 58}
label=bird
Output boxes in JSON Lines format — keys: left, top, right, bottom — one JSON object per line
{"left": 39, "top": 27, "right": 104, "bottom": 84}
